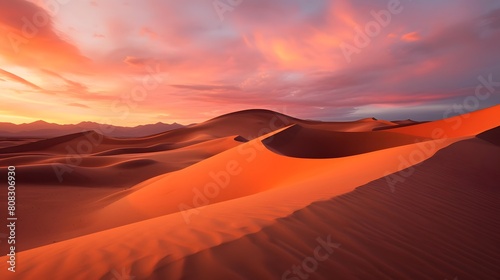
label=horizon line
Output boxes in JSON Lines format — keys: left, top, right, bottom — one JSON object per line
{"left": 1, "top": 105, "right": 498, "bottom": 127}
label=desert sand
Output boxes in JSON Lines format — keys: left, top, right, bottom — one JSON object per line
{"left": 0, "top": 105, "right": 499, "bottom": 279}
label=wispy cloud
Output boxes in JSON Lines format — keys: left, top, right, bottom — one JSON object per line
{"left": 67, "top": 103, "right": 90, "bottom": 109}
{"left": 0, "top": 68, "right": 42, "bottom": 90}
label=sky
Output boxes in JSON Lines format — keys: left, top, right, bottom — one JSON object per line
{"left": 0, "top": 0, "right": 499, "bottom": 126}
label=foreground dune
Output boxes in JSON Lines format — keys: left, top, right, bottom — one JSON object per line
{"left": 161, "top": 137, "right": 500, "bottom": 279}
{"left": 0, "top": 105, "right": 499, "bottom": 279}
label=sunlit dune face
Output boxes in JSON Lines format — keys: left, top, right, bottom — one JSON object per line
{"left": 0, "top": 0, "right": 499, "bottom": 125}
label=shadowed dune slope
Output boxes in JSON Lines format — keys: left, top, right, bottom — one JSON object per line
{"left": 262, "top": 124, "right": 430, "bottom": 158}
{"left": 477, "top": 125, "right": 500, "bottom": 146}
{"left": 391, "top": 119, "right": 420, "bottom": 125}
{"left": 0, "top": 131, "right": 107, "bottom": 154}
{"left": 0, "top": 138, "right": 39, "bottom": 149}
{"left": 262, "top": 105, "right": 499, "bottom": 159}
{"left": 293, "top": 118, "right": 400, "bottom": 132}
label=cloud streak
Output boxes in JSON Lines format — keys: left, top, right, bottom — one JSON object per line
{"left": 0, "top": 68, "right": 42, "bottom": 90}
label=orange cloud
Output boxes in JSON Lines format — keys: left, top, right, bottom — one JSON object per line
{"left": 140, "top": 27, "right": 158, "bottom": 41}
{"left": 124, "top": 56, "right": 153, "bottom": 67}
{"left": 0, "top": 0, "right": 90, "bottom": 73}
{"left": 401, "top": 31, "right": 421, "bottom": 42}
{"left": 0, "top": 68, "right": 42, "bottom": 90}
{"left": 40, "top": 69, "right": 89, "bottom": 94}
{"left": 67, "top": 103, "right": 90, "bottom": 108}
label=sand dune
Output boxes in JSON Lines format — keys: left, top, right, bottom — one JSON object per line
{"left": 0, "top": 109, "right": 403, "bottom": 156}
{"left": 391, "top": 119, "right": 420, "bottom": 125}
{"left": 0, "top": 120, "right": 184, "bottom": 138}
{"left": 0, "top": 110, "right": 295, "bottom": 156}
{"left": 295, "top": 118, "right": 400, "bottom": 132}
{"left": 0, "top": 138, "right": 39, "bottom": 149}
{"left": 383, "top": 105, "right": 500, "bottom": 138}
{"left": 262, "top": 124, "right": 430, "bottom": 158}
{"left": 0, "top": 109, "right": 405, "bottom": 187}
{"left": 0, "top": 105, "right": 499, "bottom": 279}
{"left": 0, "top": 131, "right": 102, "bottom": 154}
{"left": 158, "top": 137, "right": 500, "bottom": 280}
{"left": 477, "top": 126, "right": 500, "bottom": 146}
{"left": 1, "top": 135, "right": 241, "bottom": 188}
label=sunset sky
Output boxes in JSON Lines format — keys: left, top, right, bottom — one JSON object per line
{"left": 0, "top": 0, "right": 499, "bottom": 126}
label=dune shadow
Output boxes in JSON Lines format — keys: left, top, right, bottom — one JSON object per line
{"left": 262, "top": 124, "right": 430, "bottom": 158}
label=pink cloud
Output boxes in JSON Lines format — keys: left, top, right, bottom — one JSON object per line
{"left": 0, "top": 68, "right": 42, "bottom": 90}
{"left": 67, "top": 103, "right": 90, "bottom": 108}
{"left": 0, "top": 0, "right": 91, "bottom": 73}
{"left": 401, "top": 31, "right": 421, "bottom": 42}
{"left": 139, "top": 27, "right": 158, "bottom": 40}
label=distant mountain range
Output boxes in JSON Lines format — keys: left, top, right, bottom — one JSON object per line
{"left": 0, "top": 120, "right": 184, "bottom": 138}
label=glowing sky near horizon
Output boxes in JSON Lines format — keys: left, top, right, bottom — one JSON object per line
{"left": 0, "top": 0, "right": 499, "bottom": 125}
